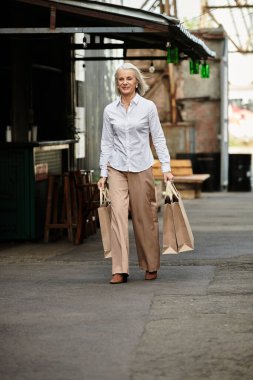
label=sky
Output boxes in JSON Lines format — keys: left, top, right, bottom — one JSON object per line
{"left": 177, "top": 0, "right": 201, "bottom": 20}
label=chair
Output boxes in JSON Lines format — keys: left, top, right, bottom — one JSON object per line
{"left": 44, "top": 174, "right": 74, "bottom": 242}
{"left": 71, "top": 170, "right": 100, "bottom": 244}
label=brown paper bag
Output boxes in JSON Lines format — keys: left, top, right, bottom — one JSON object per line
{"left": 163, "top": 182, "right": 194, "bottom": 254}
{"left": 172, "top": 195, "right": 194, "bottom": 253}
{"left": 98, "top": 188, "right": 112, "bottom": 258}
{"left": 163, "top": 184, "right": 178, "bottom": 254}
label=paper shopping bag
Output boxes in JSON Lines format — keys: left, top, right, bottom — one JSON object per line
{"left": 97, "top": 188, "right": 112, "bottom": 258}
{"left": 163, "top": 184, "right": 178, "bottom": 254}
{"left": 163, "top": 182, "right": 194, "bottom": 254}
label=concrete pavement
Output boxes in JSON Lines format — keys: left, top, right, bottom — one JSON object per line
{"left": 0, "top": 192, "right": 253, "bottom": 380}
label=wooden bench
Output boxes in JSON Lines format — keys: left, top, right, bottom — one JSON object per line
{"left": 152, "top": 159, "right": 210, "bottom": 199}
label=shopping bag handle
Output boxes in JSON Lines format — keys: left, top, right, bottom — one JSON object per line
{"left": 100, "top": 187, "right": 110, "bottom": 206}
{"left": 165, "top": 181, "right": 179, "bottom": 201}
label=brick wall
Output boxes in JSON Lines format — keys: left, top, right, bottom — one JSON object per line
{"left": 183, "top": 100, "right": 220, "bottom": 152}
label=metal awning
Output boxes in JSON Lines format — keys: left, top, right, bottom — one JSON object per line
{"left": 1, "top": 0, "right": 216, "bottom": 59}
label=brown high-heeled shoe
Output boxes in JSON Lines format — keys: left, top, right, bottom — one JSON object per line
{"left": 110, "top": 273, "right": 128, "bottom": 284}
{"left": 145, "top": 271, "right": 157, "bottom": 281}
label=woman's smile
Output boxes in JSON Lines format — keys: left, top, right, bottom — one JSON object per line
{"left": 117, "top": 69, "right": 138, "bottom": 97}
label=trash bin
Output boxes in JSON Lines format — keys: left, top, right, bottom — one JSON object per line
{"left": 176, "top": 152, "right": 221, "bottom": 191}
{"left": 195, "top": 153, "right": 221, "bottom": 191}
{"left": 228, "top": 154, "right": 251, "bottom": 191}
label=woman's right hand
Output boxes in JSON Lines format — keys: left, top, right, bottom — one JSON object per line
{"left": 97, "top": 177, "right": 107, "bottom": 190}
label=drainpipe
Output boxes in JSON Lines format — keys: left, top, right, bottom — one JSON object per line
{"left": 220, "top": 36, "right": 229, "bottom": 191}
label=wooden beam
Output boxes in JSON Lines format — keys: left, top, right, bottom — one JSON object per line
{"left": 167, "top": 64, "right": 177, "bottom": 124}
{"left": 70, "top": 43, "right": 166, "bottom": 51}
{"left": 73, "top": 55, "right": 167, "bottom": 61}
{"left": 50, "top": 6, "right": 56, "bottom": 30}
{"left": 205, "top": 5, "right": 253, "bottom": 9}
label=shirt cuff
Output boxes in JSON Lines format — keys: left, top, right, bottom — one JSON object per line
{"left": 100, "top": 168, "right": 108, "bottom": 178}
{"left": 161, "top": 163, "right": 171, "bottom": 173}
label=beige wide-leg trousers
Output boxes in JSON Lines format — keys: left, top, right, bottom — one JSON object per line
{"left": 108, "top": 166, "right": 160, "bottom": 275}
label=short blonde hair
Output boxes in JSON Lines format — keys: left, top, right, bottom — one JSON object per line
{"left": 114, "top": 62, "right": 149, "bottom": 97}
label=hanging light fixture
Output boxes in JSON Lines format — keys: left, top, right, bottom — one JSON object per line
{"left": 189, "top": 59, "right": 200, "bottom": 74}
{"left": 149, "top": 60, "right": 155, "bottom": 73}
{"left": 201, "top": 61, "right": 210, "bottom": 78}
{"left": 167, "top": 47, "right": 179, "bottom": 64}
{"left": 82, "top": 36, "right": 88, "bottom": 48}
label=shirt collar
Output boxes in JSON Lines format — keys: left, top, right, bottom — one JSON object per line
{"left": 116, "top": 93, "right": 141, "bottom": 106}
{"left": 132, "top": 93, "right": 141, "bottom": 104}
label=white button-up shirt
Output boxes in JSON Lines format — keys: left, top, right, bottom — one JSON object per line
{"left": 99, "top": 93, "right": 171, "bottom": 177}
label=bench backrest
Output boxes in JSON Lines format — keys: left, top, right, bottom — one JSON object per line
{"left": 171, "top": 159, "right": 193, "bottom": 176}
{"left": 152, "top": 159, "right": 193, "bottom": 178}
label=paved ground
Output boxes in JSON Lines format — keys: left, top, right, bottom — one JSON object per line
{"left": 0, "top": 192, "right": 253, "bottom": 380}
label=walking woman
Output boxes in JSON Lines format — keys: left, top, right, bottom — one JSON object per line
{"left": 97, "top": 63, "right": 173, "bottom": 284}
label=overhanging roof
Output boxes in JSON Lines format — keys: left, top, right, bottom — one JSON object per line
{"left": 1, "top": 0, "right": 216, "bottom": 60}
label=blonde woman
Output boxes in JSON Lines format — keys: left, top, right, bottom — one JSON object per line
{"left": 98, "top": 63, "right": 173, "bottom": 284}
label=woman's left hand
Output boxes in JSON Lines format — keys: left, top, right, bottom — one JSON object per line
{"left": 163, "top": 171, "right": 174, "bottom": 183}
{"left": 97, "top": 177, "right": 107, "bottom": 190}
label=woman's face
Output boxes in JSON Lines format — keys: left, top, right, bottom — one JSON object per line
{"left": 117, "top": 69, "right": 138, "bottom": 97}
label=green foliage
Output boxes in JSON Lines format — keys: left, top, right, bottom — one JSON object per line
{"left": 182, "top": 17, "right": 200, "bottom": 30}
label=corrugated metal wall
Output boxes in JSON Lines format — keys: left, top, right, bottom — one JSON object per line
{"left": 34, "top": 150, "right": 62, "bottom": 175}
{"left": 84, "top": 48, "right": 122, "bottom": 180}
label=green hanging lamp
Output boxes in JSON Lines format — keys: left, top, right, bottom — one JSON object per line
{"left": 189, "top": 59, "right": 200, "bottom": 75}
{"left": 167, "top": 47, "right": 179, "bottom": 64}
{"left": 201, "top": 62, "right": 210, "bottom": 78}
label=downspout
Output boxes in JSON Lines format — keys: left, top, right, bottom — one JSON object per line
{"left": 220, "top": 36, "right": 229, "bottom": 190}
